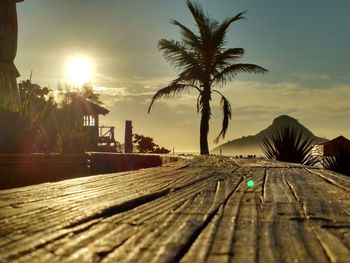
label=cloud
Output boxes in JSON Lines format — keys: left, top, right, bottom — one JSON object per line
{"left": 292, "top": 72, "right": 333, "bottom": 81}
{"left": 212, "top": 81, "right": 350, "bottom": 140}
{"left": 41, "top": 75, "right": 350, "bottom": 152}
{"left": 96, "top": 73, "right": 174, "bottom": 89}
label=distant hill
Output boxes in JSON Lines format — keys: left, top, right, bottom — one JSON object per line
{"left": 211, "top": 115, "right": 328, "bottom": 156}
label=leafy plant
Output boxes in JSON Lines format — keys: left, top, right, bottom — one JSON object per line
{"left": 57, "top": 128, "right": 89, "bottom": 154}
{"left": 55, "top": 93, "right": 89, "bottom": 153}
{"left": 153, "top": 147, "right": 171, "bottom": 154}
{"left": 81, "top": 84, "right": 102, "bottom": 105}
{"left": 322, "top": 145, "right": 350, "bottom": 176}
{"left": 19, "top": 80, "right": 56, "bottom": 131}
{"left": 133, "top": 134, "right": 170, "bottom": 154}
{"left": 55, "top": 115, "right": 90, "bottom": 154}
{"left": 0, "top": 80, "right": 56, "bottom": 153}
{"left": 148, "top": 1, "right": 267, "bottom": 155}
{"left": 57, "top": 83, "right": 102, "bottom": 106}
{"left": 261, "top": 126, "right": 317, "bottom": 165}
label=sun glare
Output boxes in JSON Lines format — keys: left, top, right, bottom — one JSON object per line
{"left": 66, "top": 56, "right": 93, "bottom": 86}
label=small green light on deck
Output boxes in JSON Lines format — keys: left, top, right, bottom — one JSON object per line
{"left": 247, "top": 180, "right": 255, "bottom": 188}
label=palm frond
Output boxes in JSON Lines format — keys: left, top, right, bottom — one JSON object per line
{"left": 187, "top": 0, "right": 220, "bottom": 46}
{"left": 158, "top": 39, "right": 206, "bottom": 82}
{"left": 171, "top": 20, "right": 201, "bottom": 49}
{"left": 212, "top": 48, "right": 245, "bottom": 71}
{"left": 187, "top": 1, "right": 211, "bottom": 40}
{"left": 158, "top": 39, "right": 199, "bottom": 70}
{"left": 196, "top": 93, "right": 203, "bottom": 113}
{"left": 148, "top": 82, "right": 190, "bottom": 113}
{"left": 213, "top": 63, "right": 268, "bottom": 84}
{"left": 261, "top": 126, "right": 317, "bottom": 165}
{"left": 177, "top": 66, "right": 204, "bottom": 84}
{"left": 213, "top": 91, "right": 232, "bottom": 144}
{"left": 213, "top": 11, "right": 246, "bottom": 47}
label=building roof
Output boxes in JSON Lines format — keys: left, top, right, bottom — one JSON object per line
{"left": 320, "top": 136, "right": 350, "bottom": 146}
{"left": 76, "top": 96, "right": 109, "bottom": 116}
{"left": 316, "top": 135, "right": 350, "bottom": 156}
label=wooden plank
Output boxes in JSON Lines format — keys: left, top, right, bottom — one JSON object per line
{"left": 1, "top": 157, "right": 350, "bottom": 262}
{"left": 261, "top": 168, "right": 329, "bottom": 262}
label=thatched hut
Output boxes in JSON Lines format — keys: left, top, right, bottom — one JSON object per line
{"left": 0, "top": 0, "right": 24, "bottom": 112}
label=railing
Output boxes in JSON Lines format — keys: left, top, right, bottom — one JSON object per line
{"left": 97, "top": 126, "right": 119, "bottom": 152}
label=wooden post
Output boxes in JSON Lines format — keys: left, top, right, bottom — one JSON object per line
{"left": 124, "top": 120, "right": 133, "bottom": 153}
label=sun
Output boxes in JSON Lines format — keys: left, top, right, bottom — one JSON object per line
{"left": 66, "top": 56, "right": 93, "bottom": 86}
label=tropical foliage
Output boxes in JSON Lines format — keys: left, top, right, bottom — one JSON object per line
{"left": 0, "top": 80, "right": 56, "bottom": 153}
{"left": 19, "top": 80, "right": 57, "bottom": 152}
{"left": 57, "top": 83, "right": 102, "bottom": 106}
{"left": 322, "top": 145, "right": 350, "bottom": 176}
{"left": 57, "top": 127, "right": 89, "bottom": 154}
{"left": 18, "top": 80, "right": 56, "bottom": 130}
{"left": 81, "top": 84, "right": 102, "bottom": 105}
{"left": 148, "top": 1, "right": 267, "bottom": 154}
{"left": 133, "top": 134, "right": 171, "bottom": 154}
{"left": 1, "top": 79, "right": 114, "bottom": 153}
{"left": 261, "top": 126, "right": 317, "bottom": 165}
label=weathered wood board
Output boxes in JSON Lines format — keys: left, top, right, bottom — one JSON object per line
{"left": 1, "top": 156, "right": 350, "bottom": 262}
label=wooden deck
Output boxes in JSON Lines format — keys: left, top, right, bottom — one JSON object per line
{"left": 1, "top": 156, "right": 350, "bottom": 262}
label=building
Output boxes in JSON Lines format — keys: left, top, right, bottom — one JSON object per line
{"left": 312, "top": 136, "right": 350, "bottom": 157}
{"left": 76, "top": 97, "right": 118, "bottom": 152}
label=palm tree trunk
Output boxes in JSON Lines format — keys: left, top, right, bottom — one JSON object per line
{"left": 200, "top": 88, "right": 211, "bottom": 155}
{"left": 200, "top": 110, "right": 209, "bottom": 155}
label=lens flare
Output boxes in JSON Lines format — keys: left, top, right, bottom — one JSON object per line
{"left": 66, "top": 56, "right": 93, "bottom": 86}
{"left": 247, "top": 180, "right": 255, "bottom": 188}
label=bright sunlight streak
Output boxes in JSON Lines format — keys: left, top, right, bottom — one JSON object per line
{"left": 66, "top": 56, "right": 93, "bottom": 86}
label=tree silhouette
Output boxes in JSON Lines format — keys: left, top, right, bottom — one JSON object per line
{"left": 148, "top": 1, "right": 267, "bottom": 155}
{"left": 18, "top": 80, "right": 56, "bottom": 115}
{"left": 133, "top": 134, "right": 170, "bottom": 154}
{"left": 81, "top": 84, "right": 102, "bottom": 105}
{"left": 18, "top": 80, "right": 57, "bottom": 151}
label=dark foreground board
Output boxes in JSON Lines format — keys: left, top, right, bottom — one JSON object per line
{"left": 1, "top": 157, "right": 350, "bottom": 262}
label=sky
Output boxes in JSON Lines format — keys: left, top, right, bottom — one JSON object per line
{"left": 16, "top": 0, "right": 350, "bottom": 153}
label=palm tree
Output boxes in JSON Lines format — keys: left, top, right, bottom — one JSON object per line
{"left": 148, "top": 1, "right": 268, "bottom": 155}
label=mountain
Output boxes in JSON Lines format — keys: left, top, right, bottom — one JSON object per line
{"left": 211, "top": 115, "right": 328, "bottom": 156}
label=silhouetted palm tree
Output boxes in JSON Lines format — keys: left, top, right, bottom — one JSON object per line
{"left": 148, "top": 1, "right": 267, "bottom": 155}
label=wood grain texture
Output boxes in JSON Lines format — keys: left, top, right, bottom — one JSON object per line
{"left": 1, "top": 156, "right": 350, "bottom": 262}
